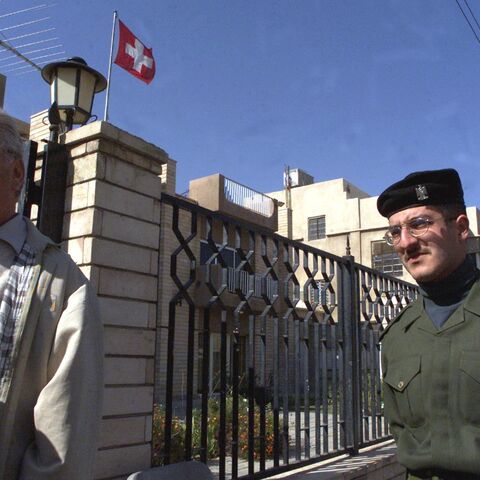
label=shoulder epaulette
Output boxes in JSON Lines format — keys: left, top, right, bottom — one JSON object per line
{"left": 379, "top": 302, "right": 413, "bottom": 341}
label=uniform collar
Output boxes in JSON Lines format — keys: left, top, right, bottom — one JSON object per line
{"left": 0, "top": 214, "right": 26, "bottom": 255}
{"left": 402, "top": 275, "right": 480, "bottom": 335}
{"left": 463, "top": 276, "right": 480, "bottom": 316}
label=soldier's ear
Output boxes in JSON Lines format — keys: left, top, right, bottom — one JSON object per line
{"left": 455, "top": 214, "right": 469, "bottom": 240}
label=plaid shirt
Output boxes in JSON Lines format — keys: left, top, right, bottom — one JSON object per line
{"left": 0, "top": 241, "right": 36, "bottom": 383}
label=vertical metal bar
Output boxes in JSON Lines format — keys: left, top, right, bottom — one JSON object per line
{"left": 163, "top": 300, "right": 177, "bottom": 465}
{"left": 361, "top": 325, "right": 369, "bottom": 443}
{"left": 340, "top": 253, "right": 360, "bottom": 454}
{"left": 338, "top": 327, "right": 345, "bottom": 450}
{"left": 314, "top": 322, "right": 321, "bottom": 456}
{"left": 303, "top": 317, "right": 310, "bottom": 459}
{"left": 200, "top": 308, "right": 211, "bottom": 464}
{"left": 374, "top": 328, "right": 383, "bottom": 438}
{"left": 369, "top": 326, "right": 377, "bottom": 441}
{"left": 282, "top": 314, "right": 290, "bottom": 464}
{"left": 331, "top": 324, "right": 338, "bottom": 450}
{"left": 231, "top": 308, "right": 240, "bottom": 478}
{"left": 294, "top": 317, "right": 301, "bottom": 460}
{"left": 259, "top": 312, "right": 267, "bottom": 472}
{"left": 219, "top": 309, "right": 227, "bottom": 480}
{"left": 321, "top": 322, "right": 329, "bottom": 453}
{"left": 184, "top": 301, "right": 196, "bottom": 460}
{"left": 248, "top": 314, "right": 255, "bottom": 475}
{"left": 163, "top": 204, "right": 181, "bottom": 465}
{"left": 273, "top": 314, "right": 280, "bottom": 466}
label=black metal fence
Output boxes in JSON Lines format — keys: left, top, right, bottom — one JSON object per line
{"left": 154, "top": 193, "right": 418, "bottom": 479}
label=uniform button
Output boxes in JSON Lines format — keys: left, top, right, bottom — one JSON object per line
{"left": 397, "top": 381, "right": 404, "bottom": 389}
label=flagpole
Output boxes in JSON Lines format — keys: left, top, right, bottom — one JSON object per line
{"left": 103, "top": 10, "right": 118, "bottom": 122}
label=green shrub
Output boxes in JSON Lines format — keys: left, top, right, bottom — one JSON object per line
{"left": 152, "top": 392, "right": 275, "bottom": 465}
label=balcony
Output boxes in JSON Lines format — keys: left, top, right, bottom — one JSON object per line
{"left": 188, "top": 174, "right": 278, "bottom": 230}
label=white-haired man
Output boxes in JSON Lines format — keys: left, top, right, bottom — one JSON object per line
{"left": 0, "top": 110, "right": 103, "bottom": 479}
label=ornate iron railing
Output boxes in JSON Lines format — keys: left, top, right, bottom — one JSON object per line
{"left": 154, "top": 193, "right": 418, "bottom": 479}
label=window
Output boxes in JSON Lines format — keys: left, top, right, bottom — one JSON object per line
{"left": 308, "top": 215, "right": 326, "bottom": 240}
{"left": 371, "top": 240, "right": 403, "bottom": 276}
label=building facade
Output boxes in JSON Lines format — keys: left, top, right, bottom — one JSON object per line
{"left": 267, "top": 170, "right": 480, "bottom": 285}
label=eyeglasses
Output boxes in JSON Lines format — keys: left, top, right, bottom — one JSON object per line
{"left": 384, "top": 216, "right": 456, "bottom": 246}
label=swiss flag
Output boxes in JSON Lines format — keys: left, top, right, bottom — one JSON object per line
{"left": 114, "top": 20, "right": 155, "bottom": 84}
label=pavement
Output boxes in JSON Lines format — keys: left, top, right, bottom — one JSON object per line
{"left": 267, "top": 441, "right": 405, "bottom": 480}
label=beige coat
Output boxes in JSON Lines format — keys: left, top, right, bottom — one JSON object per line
{"left": 0, "top": 219, "right": 103, "bottom": 480}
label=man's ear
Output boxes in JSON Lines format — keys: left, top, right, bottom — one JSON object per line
{"left": 12, "top": 157, "right": 25, "bottom": 196}
{"left": 456, "top": 214, "right": 470, "bottom": 241}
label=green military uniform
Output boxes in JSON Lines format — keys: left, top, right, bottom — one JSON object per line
{"left": 381, "top": 278, "right": 480, "bottom": 478}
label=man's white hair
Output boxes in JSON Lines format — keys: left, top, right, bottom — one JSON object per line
{"left": 0, "top": 109, "right": 23, "bottom": 163}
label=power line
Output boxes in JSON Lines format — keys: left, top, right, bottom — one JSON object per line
{"left": 455, "top": 0, "right": 480, "bottom": 45}
{"left": 464, "top": 0, "right": 480, "bottom": 32}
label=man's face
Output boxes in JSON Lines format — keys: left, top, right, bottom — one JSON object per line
{"left": 0, "top": 155, "right": 24, "bottom": 225}
{"left": 388, "top": 205, "right": 469, "bottom": 283}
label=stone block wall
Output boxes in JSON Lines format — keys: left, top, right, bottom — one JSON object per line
{"left": 59, "top": 121, "right": 175, "bottom": 479}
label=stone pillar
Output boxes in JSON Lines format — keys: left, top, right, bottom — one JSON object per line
{"left": 60, "top": 121, "right": 175, "bottom": 479}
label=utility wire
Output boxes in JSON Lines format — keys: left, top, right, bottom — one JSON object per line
{"left": 464, "top": 0, "right": 480, "bottom": 32}
{"left": 455, "top": 0, "right": 480, "bottom": 45}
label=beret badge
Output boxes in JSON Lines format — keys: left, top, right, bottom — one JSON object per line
{"left": 415, "top": 185, "right": 429, "bottom": 201}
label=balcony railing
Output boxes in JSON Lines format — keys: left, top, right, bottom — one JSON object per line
{"left": 223, "top": 177, "right": 275, "bottom": 218}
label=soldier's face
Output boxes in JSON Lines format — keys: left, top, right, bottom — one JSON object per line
{"left": 0, "top": 155, "right": 24, "bottom": 226}
{"left": 388, "top": 205, "right": 469, "bottom": 283}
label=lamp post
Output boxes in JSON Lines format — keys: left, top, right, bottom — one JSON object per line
{"left": 41, "top": 57, "right": 107, "bottom": 140}
{"left": 23, "top": 57, "right": 107, "bottom": 242}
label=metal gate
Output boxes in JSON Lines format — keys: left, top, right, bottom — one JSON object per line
{"left": 154, "top": 193, "right": 417, "bottom": 479}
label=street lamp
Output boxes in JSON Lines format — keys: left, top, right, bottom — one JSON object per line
{"left": 41, "top": 56, "right": 107, "bottom": 136}
{"left": 24, "top": 57, "right": 107, "bottom": 243}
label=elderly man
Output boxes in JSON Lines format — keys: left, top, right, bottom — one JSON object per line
{"left": 378, "top": 169, "right": 479, "bottom": 480}
{"left": 0, "top": 110, "right": 103, "bottom": 479}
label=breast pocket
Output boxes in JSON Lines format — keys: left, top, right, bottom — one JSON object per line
{"left": 384, "top": 355, "right": 424, "bottom": 427}
{"left": 459, "top": 351, "right": 480, "bottom": 425}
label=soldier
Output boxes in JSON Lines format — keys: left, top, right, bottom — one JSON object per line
{"left": 377, "top": 168, "right": 480, "bottom": 480}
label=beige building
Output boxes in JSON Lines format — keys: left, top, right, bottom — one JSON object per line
{"left": 267, "top": 169, "right": 480, "bottom": 285}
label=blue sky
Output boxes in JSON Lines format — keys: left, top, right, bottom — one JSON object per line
{"left": 3, "top": 1, "right": 480, "bottom": 206}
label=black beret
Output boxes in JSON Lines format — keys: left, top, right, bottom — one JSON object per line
{"left": 377, "top": 168, "right": 465, "bottom": 218}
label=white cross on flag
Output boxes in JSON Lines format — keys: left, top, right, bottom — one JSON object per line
{"left": 114, "top": 20, "right": 155, "bottom": 84}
